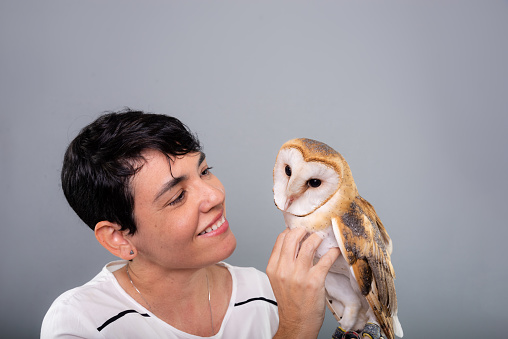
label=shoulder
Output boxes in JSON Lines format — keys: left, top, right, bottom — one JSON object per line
{"left": 219, "top": 264, "right": 279, "bottom": 338}
{"left": 46, "top": 261, "right": 124, "bottom": 307}
{"left": 221, "top": 263, "right": 271, "bottom": 289}
{"left": 41, "top": 261, "right": 126, "bottom": 338}
{"left": 221, "top": 263, "right": 277, "bottom": 307}
{"left": 223, "top": 263, "right": 268, "bottom": 278}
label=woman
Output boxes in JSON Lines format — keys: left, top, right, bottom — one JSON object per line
{"left": 41, "top": 109, "right": 339, "bottom": 338}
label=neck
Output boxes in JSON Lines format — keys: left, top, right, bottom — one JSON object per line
{"left": 117, "top": 259, "right": 223, "bottom": 336}
{"left": 126, "top": 260, "right": 214, "bottom": 307}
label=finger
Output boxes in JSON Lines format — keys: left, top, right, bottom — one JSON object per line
{"left": 313, "top": 247, "right": 341, "bottom": 275}
{"left": 296, "top": 232, "right": 324, "bottom": 265}
{"left": 270, "top": 228, "right": 290, "bottom": 258}
{"left": 279, "top": 227, "right": 308, "bottom": 263}
{"left": 267, "top": 228, "right": 290, "bottom": 270}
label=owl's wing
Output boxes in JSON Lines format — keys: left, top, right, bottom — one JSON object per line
{"left": 331, "top": 196, "right": 397, "bottom": 339}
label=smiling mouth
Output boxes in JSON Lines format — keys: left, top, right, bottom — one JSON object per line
{"left": 198, "top": 215, "right": 226, "bottom": 236}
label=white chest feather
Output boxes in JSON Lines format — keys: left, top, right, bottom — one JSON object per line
{"left": 282, "top": 211, "right": 350, "bottom": 274}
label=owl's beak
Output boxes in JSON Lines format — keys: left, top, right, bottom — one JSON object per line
{"left": 284, "top": 196, "right": 296, "bottom": 210}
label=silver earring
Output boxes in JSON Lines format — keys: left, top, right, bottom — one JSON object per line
{"left": 130, "top": 250, "right": 134, "bottom": 255}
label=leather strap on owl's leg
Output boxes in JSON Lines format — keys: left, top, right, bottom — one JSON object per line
{"left": 344, "top": 332, "right": 361, "bottom": 339}
{"left": 332, "top": 325, "right": 346, "bottom": 339}
{"left": 361, "top": 322, "right": 381, "bottom": 339}
{"left": 332, "top": 325, "right": 361, "bottom": 339}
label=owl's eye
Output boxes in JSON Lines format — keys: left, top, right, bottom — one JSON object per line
{"left": 308, "top": 179, "right": 321, "bottom": 188}
{"left": 285, "top": 165, "right": 292, "bottom": 177}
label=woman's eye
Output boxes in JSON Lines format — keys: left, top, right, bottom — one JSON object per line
{"left": 308, "top": 179, "right": 321, "bottom": 188}
{"left": 201, "top": 166, "right": 213, "bottom": 176}
{"left": 169, "top": 191, "right": 186, "bottom": 206}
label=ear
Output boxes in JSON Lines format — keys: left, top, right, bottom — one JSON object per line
{"left": 95, "top": 221, "right": 136, "bottom": 260}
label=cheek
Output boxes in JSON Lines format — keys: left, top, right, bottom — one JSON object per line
{"left": 169, "top": 212, "right": 199, "bottom": 237}
{"left": 145, "top": 211, "right": 198, "bottom": 244}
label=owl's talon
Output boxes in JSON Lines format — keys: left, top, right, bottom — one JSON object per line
{"left": 361, "top": 322, "right": 381, "bottom": 339}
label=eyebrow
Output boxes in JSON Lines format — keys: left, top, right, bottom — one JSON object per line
{"left": 153, "top": 152, "right": 206, "bottom": 203}
{"left": 198, "top": 151, "right": 206, "bottom": 166}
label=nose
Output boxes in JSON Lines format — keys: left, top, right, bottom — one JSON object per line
{"left": 198, "top": 179, "right": 225, "bottom": 212}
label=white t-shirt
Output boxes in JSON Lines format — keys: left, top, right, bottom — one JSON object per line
{"left": 41, "top": 261, "right": 279, "bottom": 338}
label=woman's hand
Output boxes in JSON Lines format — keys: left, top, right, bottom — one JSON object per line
{"left": 267, "top": 228, "right": 341, "bottom": 339}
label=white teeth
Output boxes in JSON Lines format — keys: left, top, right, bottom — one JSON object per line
{"left": 198, "top": 215, "right": 226, "bottom": 235}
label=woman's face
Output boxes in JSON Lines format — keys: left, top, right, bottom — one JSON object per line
{"left": 128, "top": 149, "right": 236, "bottom": 270}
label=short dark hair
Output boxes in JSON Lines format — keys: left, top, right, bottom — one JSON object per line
{"left": 61, "top": 109, "right": 201, "bottom": 234}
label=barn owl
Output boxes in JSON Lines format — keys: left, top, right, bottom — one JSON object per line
{"left": 273, "top": 138, "right": 403, "bottom": 339}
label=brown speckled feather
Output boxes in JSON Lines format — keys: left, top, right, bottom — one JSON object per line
{"left": 335, "top": 196, "right": 397, "bottom": 339}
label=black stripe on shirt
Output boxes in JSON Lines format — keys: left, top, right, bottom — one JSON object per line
{"left": 234, "top": 297, "right": 278, "bottom": 307}
{"left": 97, "top": 310, "right": 150, "bottom": 332}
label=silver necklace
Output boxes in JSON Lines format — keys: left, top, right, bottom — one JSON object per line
{"left": 126, "top": 265, "right": 214, "bottom": 335}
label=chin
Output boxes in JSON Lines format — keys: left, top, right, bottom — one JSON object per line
{"left": 219, "top": 232, "right": 237, "bottom": 261}
{"left": 200, "top": 227, "right": 237, "bottom": 266}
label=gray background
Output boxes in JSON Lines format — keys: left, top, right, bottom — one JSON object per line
{"left": 1, "top": 1, "right": 507, "bottom": 338}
